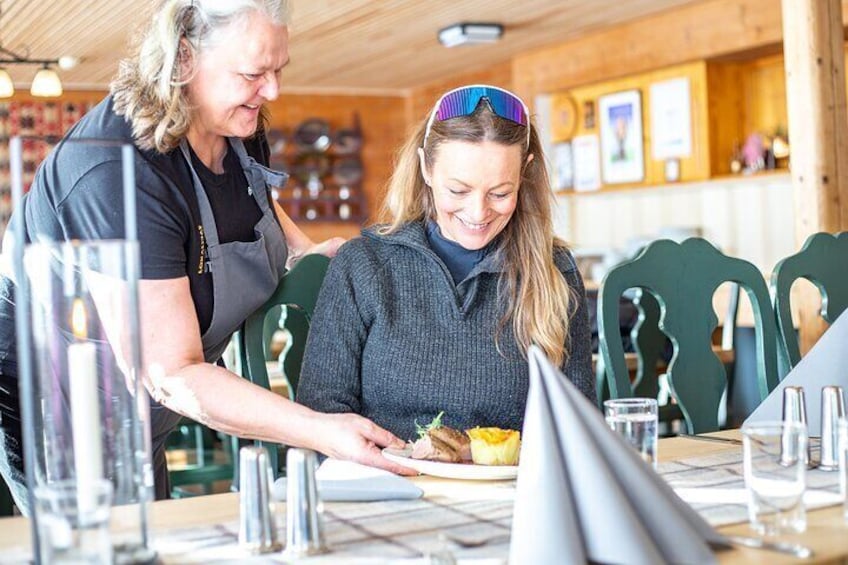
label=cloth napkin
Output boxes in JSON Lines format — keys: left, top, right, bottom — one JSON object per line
{"left": 272, "top": 459, "right": 423, "bottom": 502}
{"left": 509, "top": 346, "right": 728, "bottom": 565}
{"left": 746, "top": 309, "right": 848, "bottom": 432}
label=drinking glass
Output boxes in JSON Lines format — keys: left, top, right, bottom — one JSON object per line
{"left": 604, "top": 398, "right": 658, "bottom": 469}
{"left": 838, "top": 417, "right": 848, "bottom": 523}
{"left": 742, "top": 421, "right": 807, "bottom": 535}
{"left": 34, "top": 479, "right": 113, "bottom": 564}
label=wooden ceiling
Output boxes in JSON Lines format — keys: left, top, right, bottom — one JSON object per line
{"left": 0, "top": 0, "right": 702, "bottom": 95}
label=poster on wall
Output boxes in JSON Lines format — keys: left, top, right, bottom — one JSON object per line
{"left": 571, "top": 134, "right": 601, "bottom": 192}
{"left": 598, "top": 90, "right": 644, "bottom": 184}
{"left": 650, "top": 77, "right": 692, "bottom": 160}
{"left": 552, "top": 141, "right": 573, "bottom": 191}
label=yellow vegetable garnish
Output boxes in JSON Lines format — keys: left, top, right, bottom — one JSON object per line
{"left": 465, "top": 427, "right": 521, "bottom": 466}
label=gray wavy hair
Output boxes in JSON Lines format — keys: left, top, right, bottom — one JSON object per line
{"left": 111, "top": 0, "right": 292, "bottom": 153}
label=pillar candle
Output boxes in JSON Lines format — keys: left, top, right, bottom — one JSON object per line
{"left": 69, "top": 337, "right": 104, "bottom": 516}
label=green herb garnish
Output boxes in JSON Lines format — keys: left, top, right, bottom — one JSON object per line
{"left": 415, "top": 411, "right": 445, "bottom": 439}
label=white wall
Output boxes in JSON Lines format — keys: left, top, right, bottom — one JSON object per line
{"left": 553, "top": 173, "right": 795, "bottom": 275}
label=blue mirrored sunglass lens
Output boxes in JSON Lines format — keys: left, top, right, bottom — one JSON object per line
{"left": 435, "top": 87, "right": 527, "bottom": 126}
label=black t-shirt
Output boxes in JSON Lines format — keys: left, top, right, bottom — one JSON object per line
{"left": 0, "top": 95, "right": 274, "bottom": 375}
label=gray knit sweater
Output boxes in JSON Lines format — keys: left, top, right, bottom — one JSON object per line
{"left": 297, "top": 222, "right": 595, "bottom": 441}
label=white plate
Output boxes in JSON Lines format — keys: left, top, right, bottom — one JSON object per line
{"left": 382, "top": 447, "right": 518, "bottom": 481}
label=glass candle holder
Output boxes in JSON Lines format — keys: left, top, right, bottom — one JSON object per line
{"left": 22, "top": 240, "right": 155, "bottom": 564}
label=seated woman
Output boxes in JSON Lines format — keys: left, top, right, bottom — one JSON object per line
{"left": 297, "top": 85, "right": 594, "bottom": 441}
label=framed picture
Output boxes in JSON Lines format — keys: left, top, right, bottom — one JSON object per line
{"left": 571, "top": 134, "right": 601, "bottom": 192}
{"left": 650, "top": 77, "right": 692, "bottom": 160}
{"left": 552, "top": 142, "right": 573, "bottom": 190}
{"left": 582, "top": 100, "right": 596, "bottom": 130}
{"left": 598, "top": 90, "right": 644, "bottom": 184}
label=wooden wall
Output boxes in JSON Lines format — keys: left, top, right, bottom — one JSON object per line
{"left": 512, "top": 0, "right": 848, "bottom": 103}
{"left": 0, "top": 90, "right": 107, "bottom": 104}
{"left": 264, "top": 93, "right": 407, "bottom": 241}
{"left": 406, "top": 60, "right": 514, "bottom": 129}
{"left": 2, "top": 89, "right": 408, "bottom": 243}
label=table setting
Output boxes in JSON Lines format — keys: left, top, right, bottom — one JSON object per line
{"left": 3, "top": 312, "right": 848, "bottom": 563}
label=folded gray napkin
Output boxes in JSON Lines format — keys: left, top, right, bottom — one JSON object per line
{"left": 272, "top": 459, "right": 423, "bottom": 502}
{"left": 746, "top": 309, "right": 848, "bottom": 431}
{"left": 509, "top": 346, "right": 727, "bottom": 565}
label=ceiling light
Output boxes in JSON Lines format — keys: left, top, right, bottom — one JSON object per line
{"left": 58, "top": 55, "right": 80, "bottom": 70}
{"left": 0, "top": 68, "right": 12, "bottom": 97}
{"left": 30, "top": 65, "right": 62, "bottom": 97}
{"left": 438, "top": 22, "right": 504, "bottom": 48}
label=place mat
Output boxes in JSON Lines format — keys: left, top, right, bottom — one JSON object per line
{"left": 150, "top": 493, "right": 514, "bottom": 563}
{"left": 658, "top": 441, "right": 842, "bottom": 527}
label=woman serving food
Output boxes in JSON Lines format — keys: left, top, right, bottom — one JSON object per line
{"left": 297, "top": 85, "right": 595, "bottom": 442}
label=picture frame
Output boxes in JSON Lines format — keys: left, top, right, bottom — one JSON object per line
{"left": 551, "top": 141, "right": 573, "bottom": 190}
{"left": 571, "top": 134, "right": 601, "bottom": 192}
{"left": 582, "top": 100, "right": 596, "bottom": 130}
{"left": 598, "top": 90, "right": 644, "bottom": 184}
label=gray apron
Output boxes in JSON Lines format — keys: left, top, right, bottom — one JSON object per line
{"left": 149, "top": 138, "right": 289, "bottom": 498}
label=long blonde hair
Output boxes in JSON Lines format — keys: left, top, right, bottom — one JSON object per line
{"left": 111, "top": 0, "right": 291, "bottom": 153}
{"left": 380, "top": 98, "right": 574, "bottom": 366}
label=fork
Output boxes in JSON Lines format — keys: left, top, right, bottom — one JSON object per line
{"left": 439, "top": 531, "right": 511, "bottom": 548}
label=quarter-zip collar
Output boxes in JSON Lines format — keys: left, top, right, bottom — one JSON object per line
{"left": 362, "top": 221, "right": 506, "bottom": 316}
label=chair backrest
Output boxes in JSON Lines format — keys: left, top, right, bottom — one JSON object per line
{"left": 236, "top": 253, "right": 330, "bottom": 475}
{"left": 771, "top": 232, "right": 848, "bottom": 373}
{"left": 598, "top": 238, "right": 779, "bottom": 433}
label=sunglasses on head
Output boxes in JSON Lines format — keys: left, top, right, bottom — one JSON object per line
{"left": 422, "top": 84, "right": 531, "bottom": 149}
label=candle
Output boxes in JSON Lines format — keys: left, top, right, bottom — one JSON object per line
{"left": 69, "top": 298, "right": 104, "bottom": 517}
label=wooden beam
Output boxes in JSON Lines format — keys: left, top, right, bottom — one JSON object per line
{"left": 781, "top": 0, "right": 848, "bottom": 353}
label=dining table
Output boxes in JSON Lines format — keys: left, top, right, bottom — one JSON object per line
{"left": 1, "top": 430, "right": 846, "bottom": 564}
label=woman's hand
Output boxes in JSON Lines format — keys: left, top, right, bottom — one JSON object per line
{"left": 305, "top": 237, "right": 345, "bottom": 258}
{"left": 287, "top": 237, "right": 346, "bottom": 268}
{"left": 312, "top": 412, "right": 418, "bottom": 476}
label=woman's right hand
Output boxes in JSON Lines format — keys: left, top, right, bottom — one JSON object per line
{"left": 311, "top": 412, "right": 418, "bottom": 476}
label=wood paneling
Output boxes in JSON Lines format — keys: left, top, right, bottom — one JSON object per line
{"left": 264, "top": 93, "right": 407, "bottom": 241}
{"left": 512, "top": 0, "right": 848, "bottom": 102}
{"left": 2, "top": 0, "right": 701, "bottom": 93}
{"left": 551, "top": 61, "right": 712, "bottom": 186}
{"left": 406, "top": 61, "right": 515, "bottom": 126}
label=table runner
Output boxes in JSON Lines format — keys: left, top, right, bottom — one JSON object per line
{"left": 658, "top": 441, "right": 842, "bottom": 527}
{"left": 1, "top": 443, "right": 843, "bottom": 563}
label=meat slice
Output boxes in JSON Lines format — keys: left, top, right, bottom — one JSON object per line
{"left": 429, "top": 427, "right": 472, "bottom": 462}
{"left": 409, "top": 434, "right": 462, "bottom": 463}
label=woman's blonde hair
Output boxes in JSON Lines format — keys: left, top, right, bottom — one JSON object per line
{"left": 111, "top": 0, "right": 292, "bottom": 153}
{"left": 379, "top": 94, "right": 574, "bottom": 366}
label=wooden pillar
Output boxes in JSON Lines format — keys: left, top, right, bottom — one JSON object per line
{"left": 781, "top": 0, "right": 848, "bottom": 353}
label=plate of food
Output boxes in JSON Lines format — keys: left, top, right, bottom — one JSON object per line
{"left": 382, "top": 413, "right": 520, "bottom": 481}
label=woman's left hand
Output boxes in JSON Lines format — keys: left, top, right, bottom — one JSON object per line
{"left": 288, "top": 237, "right": 346, "bottom": 268}
{"left": 305, "top": 237, "right": 345, "bottom": 258}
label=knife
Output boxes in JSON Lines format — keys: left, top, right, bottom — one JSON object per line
{"left": 677, "top": 433, "right": 743, "bottom": 446}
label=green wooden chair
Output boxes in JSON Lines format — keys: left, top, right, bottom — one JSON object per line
{"left": 598, "top": 238, "right": 779, "bottom": 433}
{"left": 771, "top": 232, "right": 848, "bottom": 375}
{"left": 166, "top": 419, "right": 237, "bottom": 498}
{"left": 235, "top": 253, "right": 331, "bottom": 478}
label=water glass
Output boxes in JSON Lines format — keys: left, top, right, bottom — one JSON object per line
{"left": 604, "top": 398, "right": 658, "bottom": 469}
{"left": 838, "top": 417, "right": 848, "bottom": 522}
{"left": 742, "top": 421, "right": 807, "bottom": 535}
{"left": 34, "top": 479, "right": 113, "bottom": 564}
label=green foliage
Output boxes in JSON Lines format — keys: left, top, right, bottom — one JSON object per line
{"left": 415, "top": 410, "right": 445, "bottom": 439}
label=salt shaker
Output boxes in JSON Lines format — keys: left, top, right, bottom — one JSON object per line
{"left": 238, "top": 446, "right": 281, "bottom": 553}
{"left": 282, "top": 448, "right": 328, "bottom": 558}
{"left": 782, "top": 386, "right": 814, "bottom": 468}
{"left": 819, "top": 386, "right": 846, "bottom": 471}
